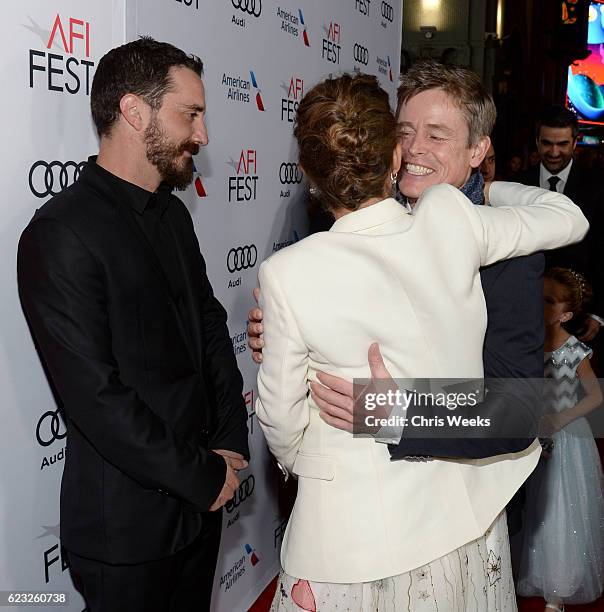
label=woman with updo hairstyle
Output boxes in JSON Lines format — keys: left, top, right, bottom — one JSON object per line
{"left": 255, "top": 73, "right": 584, "bottom": 610}
{"left": 294, "top": 73, "right": 399, "bottom": 216}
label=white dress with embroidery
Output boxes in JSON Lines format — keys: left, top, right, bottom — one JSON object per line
{"left": 516, "top": 335, "right": 604, "bottom": 604}
{"left": 271, "top": 510, "right": 517, "bottom": 611}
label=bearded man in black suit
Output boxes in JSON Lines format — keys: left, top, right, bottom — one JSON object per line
{"left": 18, "top": 38, "right": 249, "bottom": 612}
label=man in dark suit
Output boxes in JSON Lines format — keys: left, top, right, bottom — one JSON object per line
{"left": 17, "top": 38, "right": 249, "bottom": 612}
{"left": 248, "top": 61, "right": 551, "bottom": 460}
{"left": 519, "top": 105, "right": 603, "bottom": 342}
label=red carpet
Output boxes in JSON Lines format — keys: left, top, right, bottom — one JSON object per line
{"left": 249, "top": 578, "right": 604, "bottom": 611}
{"left": 249, "top": 575, "right": 277, "bottom": 611}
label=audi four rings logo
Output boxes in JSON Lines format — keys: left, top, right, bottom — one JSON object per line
{"left": 227, "top": 245, "right": 258, "bottom": 272}
{"left": 29, "top": 160, "right": 86, "bottom": 199}
{"left": 226, "top": 474, "right": 255, "bottom": 513}
{"left": 381, "top": 1, "right": 394, "bottom": 21}
{"left": 353, "top": 44, "right": 369, "bottom": 65}
{"left": 36, "top": 408, "right": 67, "bottom": 447}
{"left": 231, "top": 0, "right": 261, "bottom": 17}
{"left": 279, "top": 162, "right": 303, "bottom": 185}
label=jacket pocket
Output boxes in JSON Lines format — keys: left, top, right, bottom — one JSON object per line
{"left": 292, "top": 453, "right": 336, "bottom": 481}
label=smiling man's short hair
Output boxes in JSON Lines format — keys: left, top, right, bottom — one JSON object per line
{"left": 397, "top": 61, "right": 496, "bottom": 146}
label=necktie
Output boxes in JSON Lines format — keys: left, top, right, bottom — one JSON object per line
{"left": 548, "top": 176, "right": 561, "bottom": 192}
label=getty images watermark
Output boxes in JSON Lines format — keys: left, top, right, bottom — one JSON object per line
{"left": 350, "top": 378, "right": 604, "bottom": 441}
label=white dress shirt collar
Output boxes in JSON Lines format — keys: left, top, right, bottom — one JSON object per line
{"left": 539, "top": 158, "right": 573, "bottom": 192}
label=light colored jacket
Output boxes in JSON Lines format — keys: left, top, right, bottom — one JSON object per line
{"left": 256, "top": 182, "right": 588, "bottom": 583}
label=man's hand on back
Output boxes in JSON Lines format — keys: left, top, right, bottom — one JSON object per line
{"left": 314, "top": 343, "right": 396, "bottom": 433}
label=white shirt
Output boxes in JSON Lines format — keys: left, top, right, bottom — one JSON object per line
{"left": 539, "top": 159, "right": 573, "bottom": 193}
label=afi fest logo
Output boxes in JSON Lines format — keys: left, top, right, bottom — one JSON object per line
{"left": 227, "top": 149, "right": 258, "bottom": 203}
{"left": 174, "top": 0, "right": 199, "bottom": 9}
{"left": 27, "top": 13, "right": 94, "bottom": 95}
{"left": 281, "top": 76, "right": 303, "bottom": 123}
{"left": 322, "top": 21, "right": 341, "bottom": 64}
{"left": 37, "top": 524, "right": 69, "bottom": 584}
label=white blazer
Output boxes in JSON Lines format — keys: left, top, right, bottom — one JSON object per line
{"left": 256, "top": 182, "right": 588, "bottom": 583}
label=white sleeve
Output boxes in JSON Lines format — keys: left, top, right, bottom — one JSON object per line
{"left": 460, "top": 181, "right": 588, "bottom": 267}
{"left": 255, "top": 260, "right": 309, "bottom": 473}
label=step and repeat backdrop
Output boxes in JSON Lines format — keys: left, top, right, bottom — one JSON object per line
{"left": 1, "top": 1, "right": 401, "bottom": 610}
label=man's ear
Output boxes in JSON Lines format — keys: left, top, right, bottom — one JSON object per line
{"left": 470, "top": 136, "right": 491, "bottom": 169}
{"left": 119, "top": 93, "right": 145, "bottom": 131}
{"left": 392, "top": 141, "right": 403, "bottom": 176}
{"left": 560, "top": 311, "right": 574, "bottom": 323}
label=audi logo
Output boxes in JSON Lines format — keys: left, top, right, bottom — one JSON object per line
{"left": 227, "top": 245, "right": 258, "bottom": 273}
{"left": 231, "top": 0, "right": 261, "bottom": 17}
{"left": 36, "top": 408, "right": 67, "bottom": 447}
{"left": 279, "top": 162, "right": 303, "bottom": 185}
{"left": 225, "top": 474, "right": 255, "bottom": 513}
{"left": 29, "top": 160, "right": 86, "bottom": 199}
{"left": 353, "top": 44, "right": 369, "bottom": 66}
{"left": 381, "top": 1, "right": 394, "bottom": 22}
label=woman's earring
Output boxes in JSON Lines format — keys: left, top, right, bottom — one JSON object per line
{"left": 309, "top": 186, "right": 318, "bottom": 195}
{"left": 390, "top": 171, "right": 398, "bottom": 184}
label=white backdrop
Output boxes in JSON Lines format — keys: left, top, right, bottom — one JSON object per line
{"left": 1, "top": 1, "right": 402, "bottom": 610}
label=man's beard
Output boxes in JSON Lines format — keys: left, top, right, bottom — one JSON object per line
{"left": 144, "top": 116, "right": 199, "bottom": 189}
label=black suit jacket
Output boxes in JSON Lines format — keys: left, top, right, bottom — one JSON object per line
{"left": 17, "top": 160, "right": 249, "bottom": 564}
{"left": 519, "top": 162, "right": 603, "bottom": 313}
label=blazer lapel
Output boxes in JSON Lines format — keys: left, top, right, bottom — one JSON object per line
{"left": 563, "top": 162, "right": 580, "bottom": 201}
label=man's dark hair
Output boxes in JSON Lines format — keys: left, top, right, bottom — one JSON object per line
{"left": 535, "top": 105, "right": 579, "bottom": 140}
{"left": 91, "top": 36, "right": 203, "bottom": 137}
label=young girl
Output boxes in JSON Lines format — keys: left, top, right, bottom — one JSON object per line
{"left": 517, "top": 267, "right": 604, "bottom": 611}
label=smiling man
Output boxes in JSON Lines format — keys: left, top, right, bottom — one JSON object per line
{"left": 247, "top": 61, "right": 588, "bottom": 609}
{"left": 311, "top": 61, "right": 550, "bottom": 461}
{"left": 519, "top": 105, "right": 604, "bottom": 342}
{"left": 397, "top": 86, "right": 490, "bottom": 201}
{"left": 18, "top": 38, "right": 249, "bottom": 612}
{"left": 249, "top": 61, "right": 554, "bottom": 459}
